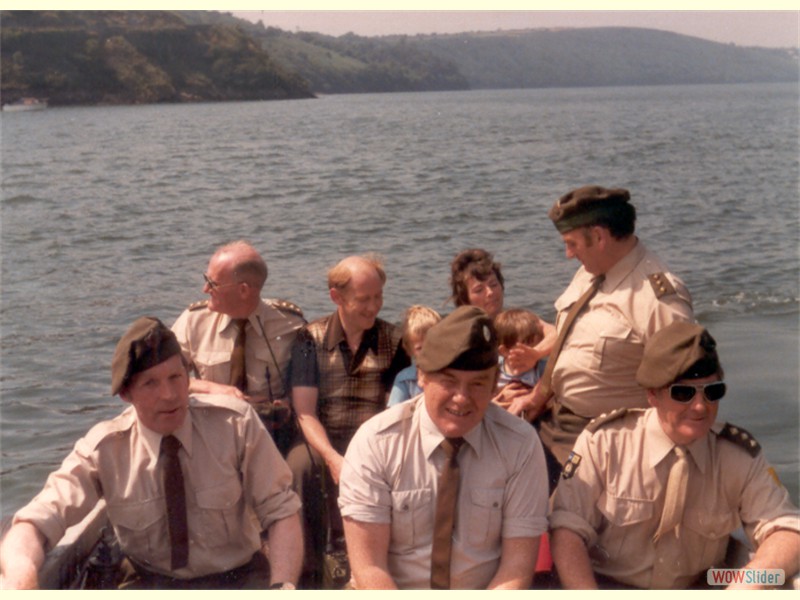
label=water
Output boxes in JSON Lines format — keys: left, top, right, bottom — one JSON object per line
{"left": 1, "top": 83, "right": 798, "bottom": 517}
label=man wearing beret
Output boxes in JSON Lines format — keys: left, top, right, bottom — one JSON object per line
{"left": 549, "top": 322, "right": 800, "bottom": 589}
{"left": 338, "top": 306, "right": 549, "bottom": 589}
{"left": 171, "top": 241, "right": 305, "bottom": 454}
{"left": 0, "top": 317, "right": 303, "bottom": 590}
{"left": 509, "top": 185, "right": 694, "bottom": 483}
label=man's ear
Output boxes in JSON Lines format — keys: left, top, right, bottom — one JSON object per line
{"left": 119, "top": 390, "right": 132, "bottom": 404}
{"left": 646, "top": 388, "right": 658, "bottom": 408}
{"left": 330, "top": 287, "right": 343, "bottom": 306}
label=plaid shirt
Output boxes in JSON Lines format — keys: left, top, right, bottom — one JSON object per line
{"left": 290, "top": 312, "right": 407, "bottom": 449}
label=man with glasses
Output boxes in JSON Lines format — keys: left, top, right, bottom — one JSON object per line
{"left": 507, "top": 186, "right": 694, "bottom": 487}
{"left": 549, "top": 322, "right": 800, "bottom": 589}
{"left": 171, "top": 241, "right": 305, "bottom": 454}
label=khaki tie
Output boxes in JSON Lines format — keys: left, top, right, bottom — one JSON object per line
{"left": 430, "top": 437, "right": 465, "bottom": 590}
{"left": 161, "top": 435, "right": 189, "bottom": 570}
{"left": 229, "top": 318, "right": 248, "bottom": 393}
{"left": 538, "top": 274, "right": 605, "bottom": 399}
{"left": 653, "top": 446, "right": 689, "bottom": 543}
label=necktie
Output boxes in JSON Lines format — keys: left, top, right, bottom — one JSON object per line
{"left": 161, "top": 434, "right": 189, "bottom": 570}
{"left": 229, "top": 318, "right": 248, "bottom": 392}
{"left": 430, "top": 437, "right": 465, "bottom": 590}
{"left": 653, "top": 446, "right": 689, "bottom": 543}
{"left": 538, "top": 274, "right": 605, "bottom": 399}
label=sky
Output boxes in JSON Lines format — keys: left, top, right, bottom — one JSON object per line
{"left": 227, "top": 9, "right": 799, "bottom": 48}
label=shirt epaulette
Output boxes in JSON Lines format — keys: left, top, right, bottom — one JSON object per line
{"left": 717, "top": 422, "right": 761, "bottom": 457}
{"left": 648, "top": 272, "right": 677, "bottom": 299}
{"left": 189, "top": 299, "right": 209, "bottom": 311}
{"left": 82, "top": 409, "right": 136, "bottom": 450}
{"left": 584, "top": 407, "right": 629, "bottom": 433}
{"left": 267, "top": 298, "right": 304, "bottom": 318}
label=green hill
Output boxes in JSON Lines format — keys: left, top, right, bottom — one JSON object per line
{"left": 0, "top": 10, "right": 314, "bottom": 106}
{"left": 407, "top": 27, "right": 799, "bottom": 89}
{"left": 2, "top": 11, "right": 797, "bottom": 107}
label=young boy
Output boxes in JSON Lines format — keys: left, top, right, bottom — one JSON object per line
{"left": 387, "top": 305, "right": 442, "bottom": 407}
{"left": 494, "top": 307, "right": 547, "bottom": 396}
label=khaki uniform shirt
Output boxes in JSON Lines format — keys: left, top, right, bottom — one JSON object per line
{"left": 172, "top": 298, "right": 304, "bottom": 402}
{"left": 541, "top": 241, "right": 693, "bottom": 462}
{"left": 339, "top": 396, "right": 549, "bottom": 589}
{"left": 14, "top": 394, "right": 302, "bottom": 579}
{"left": 550, "top": 408, "right": 800, "bottom": 589}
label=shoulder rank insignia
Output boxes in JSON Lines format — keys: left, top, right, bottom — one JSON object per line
{"left": 188, "top": 299, "right": 209, "bottom": 311}
{"left": 562, "top": 451, "right": 582, "bottom": 479}
{"left": 718, "top": 422, "right": 761, "bottom": 457}
{"left": 584, "top": 407, "right": 628, "bottom": 433}
{"left": 268, "top": 298, "right": 304, "bottom": 318}
{"left": 648, "top": 272, "right": 676, "bottom": 299}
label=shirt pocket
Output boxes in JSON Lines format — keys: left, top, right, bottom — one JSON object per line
{"left": 595, "top": 494, "right": 654, "bottom": 564}
{"left": 193, "top": 349, "right": 230, "bottom": 380}
{"left": 107, "top": 498, "right": 169, "bottom": 566}
{"left": 591, "top": 318, "right": 640, "bottom": 374}
{"left": 195, "top": 477, "right": 245, "bottom": 548}
{"left": 683, "top": 508, "right": 738, "bottom": 568}
{"left": 391, "top": 488, "right": 433, "bottom": 552}
{"left": 467, "top": 487, "right": 504, "bottom": 548}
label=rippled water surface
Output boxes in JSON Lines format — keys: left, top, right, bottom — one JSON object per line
{"left": 2, "top": 83, "right": 798, "bottom": 514}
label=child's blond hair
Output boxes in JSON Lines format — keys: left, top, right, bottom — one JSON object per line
{"left": 401, "top": 305, "right": 442, "bottom": 356}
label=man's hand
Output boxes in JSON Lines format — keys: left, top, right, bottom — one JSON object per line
{"left": 325, "top": 453, "right": 345, "bottom": 485}
{"left": 494, "top": 382, "right": 549, "bottom": 421}
{"left": 188, "top": 378, "right": 246, "bottom": 400}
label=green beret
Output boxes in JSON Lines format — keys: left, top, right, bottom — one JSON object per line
{"left": 549, "top": 185, "right": 631, "bottom": 233}
{"left": 636, "top": 322, "right": 722, "bottom": 389}
{"left": 416, "top": 306, "right": 498, "bottom": 373}
{"left": 111, "top": 317, "right": 182, "bottom": 395}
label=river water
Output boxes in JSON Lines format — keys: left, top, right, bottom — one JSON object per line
{"left": 1, "top": 83, "right": 798, "bottom": 516}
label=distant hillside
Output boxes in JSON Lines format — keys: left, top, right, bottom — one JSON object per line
{"left": 0, "top": 10, "right": 314, "bottom": 106}
{"left": 2, "top": 11, "right": 797, "bottom": 108}
{"left": 176, "top": 10, "right": 469, "bottom": 94}
{"left": 404, "top": 27, "right": 799, "bottom": 89}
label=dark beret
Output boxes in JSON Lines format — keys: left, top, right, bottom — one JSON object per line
{"left": 636, "top": 322, "right": 722, "bottom": 389}
{"left": 548, "top": 185, "right": 631, "bottom": 233}
{"left": 111, "top": 317, "right": 182, "bottom": 395}
{"left": 416, "top": 306, "right": 498, "bottom": 373}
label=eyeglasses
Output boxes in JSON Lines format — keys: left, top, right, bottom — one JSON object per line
{"left": 668, "top": 381, "right": 726, "bottom": 403}
{"left": 203, "top": 273, "right": 240, "bottom": 291}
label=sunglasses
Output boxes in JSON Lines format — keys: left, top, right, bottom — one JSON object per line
{"left": 669, "top": 381, "right": 726, "bottom": 403}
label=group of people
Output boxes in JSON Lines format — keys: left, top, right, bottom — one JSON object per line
{"left": 1, "top": 185, "right": 798, "bottom": 590}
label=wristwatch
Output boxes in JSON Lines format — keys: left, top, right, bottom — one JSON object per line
{"left": 269, "top": 582, "right": 297, "bottom": 590}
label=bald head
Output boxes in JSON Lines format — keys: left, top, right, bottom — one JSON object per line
{"left": 212, "top": 241, "right": 268, "bottom": 291}
{"left": 328, "top": 254, "right": 386, "bottom": 292}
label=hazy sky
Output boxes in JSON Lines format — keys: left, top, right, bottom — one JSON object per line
{"left": 227, "top": 9, "right": 799, "bottom": 48}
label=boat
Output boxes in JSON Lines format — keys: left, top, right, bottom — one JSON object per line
{"left": 5, "top": 507, "right": 795, "bottom": 589}
{"left": 2, "top": 98, "right": 47, "bottom": 112}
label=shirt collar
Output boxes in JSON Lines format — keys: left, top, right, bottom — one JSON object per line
{"left": 602, "top": 238, "right": 644, "bottom": 293}
{"left": 323, "top": 310, "right": 380, "bottom": 354}
{"left": 136, "top": 404, "right": 194, "bottom": 462}
{"left": 418, "top": 396, "right": 482, "bottom": 460}
{"left": 644, "top": 407, "right": 710, "bottom": 474}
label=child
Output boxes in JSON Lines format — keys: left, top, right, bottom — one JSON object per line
{"left": 388, "top": 305, "right": 442, "bottom": 407}
{"left": 494, "top": 307, "right": 547, "bottom": 393}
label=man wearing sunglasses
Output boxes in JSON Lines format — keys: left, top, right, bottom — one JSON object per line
{"left": 549, "top": 322, "right": 799, "bottom": 589}
{"left": 171, "top": 241, "right": 305, "bottom": 454}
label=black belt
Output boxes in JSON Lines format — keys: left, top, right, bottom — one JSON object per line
{"left": 121, "top": 552, "right": 269, "bottom": 590}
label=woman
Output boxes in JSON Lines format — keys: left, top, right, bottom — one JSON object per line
{"left": 449, "top": 249, "right": 555, "bottom": 418}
